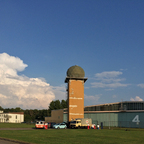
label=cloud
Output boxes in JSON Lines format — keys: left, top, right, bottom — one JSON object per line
{"left": 112, "top": 95, "right": 117, "bottom": 98}
{"left": 137, "top": 84, "right": 144, "bottom": 88}
{"left": 91, "top": 71, "right": 129, "bottom": 88}
{"left": 84, "top": 94, "right": 101, "bottom": 105}
{"left": 130, "top": 96, "right": 143, "bottom": 101}
{"left": 105, "top": 89, "right": 114, "bottom": 91}
{"left": 51, "top": 84, "right": 67, "bottom": 101}
{"left": 0, "top": 53, "right": 28, "bottom": 76}
{"left": 95, "top": 71, "right": 122, "bottom": 78}
{"left": 91, "top": 82, "right": 128, "bottom": 88}
{"left": 0, "top": 53, "right": 55, "bottom": 109}
{"left": 120, "top": 69, "right": 127, "bottom": 71}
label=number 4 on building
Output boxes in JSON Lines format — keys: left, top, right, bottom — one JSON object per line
{"left": 132, "top": 115, "right": 140, "bottom": 123}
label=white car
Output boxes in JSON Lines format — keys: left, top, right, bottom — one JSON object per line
{"left": 53, "top": 123, "right": 67, "bottom": 129}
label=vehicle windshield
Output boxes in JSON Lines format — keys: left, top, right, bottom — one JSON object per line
{"left": 70, "top": 121, "right": 76, "bottom": 124}
{"left": 55, "top": 123, "right": 60, "bottom": 125}
{"left": 36, "top": 121, "right": 44, "bottom": 124}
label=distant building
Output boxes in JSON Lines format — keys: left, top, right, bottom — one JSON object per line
{"left": 0, "top": 111, "right": 24, "bottom": 123}
{"left": 45, "top": 109, "right": 65, "bottom": 123}
{"left": 45, "top": 65, "right": 144, "bottom": 128}
{"left": 45, "top": 101, "right": 144, "bottom": 128}
{"left": 84, "top": 101, "right": 144, "bottom": 128}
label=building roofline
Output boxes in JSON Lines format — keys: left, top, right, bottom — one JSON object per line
{"left": 84, "top": 101, "right": 144, "bottom": 108}
{"left": 84, "top": 110, "right": 144, "bottom": 113}
{"left": 8, "top": 112, "right": 24, "bottom": 114}
{"left": 65, "top": 77, "right": 88, "bottom": 83}
{"left": 52, "top": 109, "right": 64, "bottom": 111}
{"left": 63, "top": 110, "right": 144, "bottom": 114}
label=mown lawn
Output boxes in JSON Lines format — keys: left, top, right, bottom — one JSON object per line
{"left": 0, "top": 122, "right": 35, "bottom": 128}
{"left": 0, "top": 128, "right": 144, "bottom": 144}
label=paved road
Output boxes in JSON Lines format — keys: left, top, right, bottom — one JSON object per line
{"left": 0, "top": 139, "right": 18, "bottom": 144}
{"left": 0, "top": 138, "right": 32, "bottom": 144}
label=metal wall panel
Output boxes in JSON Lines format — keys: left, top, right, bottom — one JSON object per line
{"left": 84, "top": 112, "right": 144, "bottom": 128}
{"left": 118, "top": 112, "right": 144, "bottom": 128}
{"left": 63, "top": 113, "right": 67, "bottom": 122}
{"left": 62, "top": 111, "right": 144, "bottom": 128}
{"left": 84, "top": 112, "right": 119, "bottom": 126}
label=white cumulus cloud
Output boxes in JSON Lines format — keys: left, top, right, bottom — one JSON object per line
{"left": 51, "top": 84, "right": 67, "bottom": 101}
{"left": 137, "top": 84, "right": 144, "bottom": 88}
{"left": 95, "top": 71, "right": 123, "bottom": 78}
{"left": 0, "top": 53, "right": 28, "bottom": 76}
{"left": 0, "top": 53, "right": 55, "bottom": 109}
{"left": 91, "top": 71, "right": 129, "bottom": 88}
{"left": 130, "top": 96, "right": 143, "bottom": 101}
{"left": 84, "top": 94, "right": 101, "bottom": 105}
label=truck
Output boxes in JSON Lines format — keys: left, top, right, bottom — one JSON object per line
{"left": 70, "top": 118, "right": 92, "bottom": 129}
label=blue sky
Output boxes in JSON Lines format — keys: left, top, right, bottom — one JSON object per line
{"left": 0, "top": 0, "right": 144, "bottom": 109}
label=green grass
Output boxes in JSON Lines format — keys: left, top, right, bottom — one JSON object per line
{"left": 0, "top": 129, "right": 144, "bottom": 144}
{"left": 0, "top": 123, "right": 144, "bottom": 144}
{"left": 0, "top": 122, "right": 35, "bottom": 128}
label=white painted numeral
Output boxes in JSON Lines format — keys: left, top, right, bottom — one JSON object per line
{"left": 70, "top": 88, "right": 74, "bottom": 95}
{"left": 132, "top": 115, "right": 140, "bottom": 123}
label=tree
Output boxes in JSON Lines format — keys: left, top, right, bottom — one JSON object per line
{"left": 49, "top": 100, "right": 61, "bottom": 110}
{"left": 15, "top": 107, "right": 23, "bottom": 112}
{"left": 61, "top": 100, "right": 68, "bottom": 109}
{"left": 48, "top": 99, "right": 68, "bottom": 116}
{"left": 0, "top": 106, "right": 3, "bottom": 110}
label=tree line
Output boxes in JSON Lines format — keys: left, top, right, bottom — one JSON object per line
{"left": 0, "top": 99, "right": 68, "bottom": 122}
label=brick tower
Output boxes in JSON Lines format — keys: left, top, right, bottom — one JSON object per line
{"left": 65, "top": 65, "right": 87, "bottom": 122}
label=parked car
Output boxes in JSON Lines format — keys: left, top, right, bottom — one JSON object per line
{"left": 62, "top": 122, "right": 69, "bottom": 128}
{"left": 50, "top": 122, "right": 56, "bottom": 128}
{"left": 53, "top": 123, "right": 67, "bottom": 129}
{"left": 53, "top": 123, "right": 60, "bottom": 128}
{"left": 47, "top": 122, "right": 56, "bottom": 128}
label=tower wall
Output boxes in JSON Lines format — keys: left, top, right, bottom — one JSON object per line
{"left": 68, "top": 79, "right": 84, "bottom": 121}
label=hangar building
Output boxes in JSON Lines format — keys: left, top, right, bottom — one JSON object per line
{"left": 45, "top": 101, "right": 144, "bottom": 128}
{"left": 45, "top": 65, "right": 144, "bottom": 128}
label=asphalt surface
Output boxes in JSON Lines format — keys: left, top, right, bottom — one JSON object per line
{"left": 0, "top": 138, "right": 32, "bottom": 144}
{"left": 0, "top": 139, "right": 18, "bottom": 144}
{"left": 0, "top": 137, "right": 33, "bottom": 144}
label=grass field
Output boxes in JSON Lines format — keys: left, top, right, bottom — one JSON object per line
{"left": 0, "top": 122, "right": 35, "bottom": 128}
{"left": 0, "top": 123, "right": 144, "bottom": 144}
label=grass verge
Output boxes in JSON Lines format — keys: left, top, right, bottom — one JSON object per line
{"left": 0, "top": 128, "right": 144, "bottom": 144}
{"left": 0, "top": 123, "right": 35, "bottom": 128}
